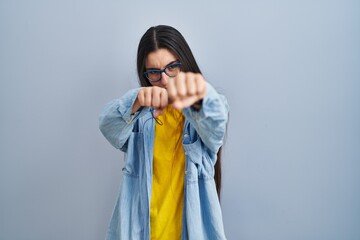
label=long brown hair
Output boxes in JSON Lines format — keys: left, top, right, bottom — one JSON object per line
{"left": 136, "top": 25, "right": 223, "bottom": 198}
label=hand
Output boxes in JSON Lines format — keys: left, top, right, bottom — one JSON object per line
{"left": 167, "top": 72, "right": 206, "bottom": 110}
{"left": 132, "top": 86, "right": 168, "bottom": 117}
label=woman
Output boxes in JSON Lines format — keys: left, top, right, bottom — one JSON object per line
{"left": 99, "top": 25, "right": 229, "bottom": 240}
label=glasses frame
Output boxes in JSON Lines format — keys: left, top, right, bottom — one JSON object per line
{"left": 143, "top": 62, "right": 182, "bottom": 82}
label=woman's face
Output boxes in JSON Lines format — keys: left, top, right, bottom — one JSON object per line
{"left": 145, "top": 48, "right": 178, "bottom": 88}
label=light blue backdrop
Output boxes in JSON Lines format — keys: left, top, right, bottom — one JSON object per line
{"left": 1, "top": 0, "right": 359, "bottom": 239}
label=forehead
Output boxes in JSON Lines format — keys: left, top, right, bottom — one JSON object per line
{"left": 145, "top": 48, "right": 177, "bottom": 68}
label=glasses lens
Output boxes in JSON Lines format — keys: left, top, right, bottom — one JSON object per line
{"left": 146, "top": 70, "right": 161, "bottom": 82}
{"left": 165, "top": 63, "right": 181, "bottom": 77}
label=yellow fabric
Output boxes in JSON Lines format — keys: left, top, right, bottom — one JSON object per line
{"left": 150, "top": 106, "right": 185, "bottom": 240}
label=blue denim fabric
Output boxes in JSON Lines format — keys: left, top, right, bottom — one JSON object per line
{"left": 99, "top": 83, "right": 229, "bottom": 240}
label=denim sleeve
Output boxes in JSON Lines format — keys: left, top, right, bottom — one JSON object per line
{"left": 99, "top": 88, "right": 148, "bottom": 152}
{"left": 182, "top": 82, "right": 229, "bottom": 154}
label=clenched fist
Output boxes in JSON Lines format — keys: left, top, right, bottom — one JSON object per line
{"left": 167, "top": 72, "right": 206, "bottom": 110}
{"left": 132, "top": 72, "right": 207, "bottom": 117}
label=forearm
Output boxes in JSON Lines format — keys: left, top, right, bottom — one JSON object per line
{"left": 99, "top": 88, "right": 146, "bottom": 151}
{"left": 182, "top": 83, "right": 229, "bottom": 153}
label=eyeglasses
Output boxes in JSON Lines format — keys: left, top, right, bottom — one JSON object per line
{"left": 143, "top": 62, "right": 182, "bottom": 82}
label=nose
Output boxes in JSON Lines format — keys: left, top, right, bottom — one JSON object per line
{"left": 160, "top": 72, "right": 168, "bottom": 87}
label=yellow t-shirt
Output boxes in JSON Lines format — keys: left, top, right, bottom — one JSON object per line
{"left": 150, "top": 106, "right": 185, "bottom": 240}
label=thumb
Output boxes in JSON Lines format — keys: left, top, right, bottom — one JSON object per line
{"left": 154, "top": 108, "right": 164, "bottom": 117}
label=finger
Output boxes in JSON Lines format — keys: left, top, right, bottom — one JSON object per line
{"left": 167, "top": 75, "right": 177, "bottom": 101}
{"left": 173, "top": 95, "right": 199, "bottom": 109}
{"left": 159, "top": 88, "right": 168, "bottom": 109}
{"left": 186, "top": 74, "right": 196, "bottom": 96}
{"left": 151, "top": 87, "right": 161, "bottom": 108}
{"left": 176, "top": 72, "right": 187, "bottom": 97}
{"left": 144, "top": 87, "right": 152, "bottom": 107}
{"left": 195, "top": 74, "right": 206, "bottom": 98}
{"left": 137, "top": 89, "right": 145, "bottom": 106}
{"left": 172, "top": 99, "right": 182, "bottom": 109}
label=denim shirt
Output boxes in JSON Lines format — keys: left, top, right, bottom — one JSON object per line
{"left": 99, "top": 83, "right": 229, "bottom": 240}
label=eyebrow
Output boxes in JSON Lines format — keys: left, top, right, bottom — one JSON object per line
{"left": 145, "top": 60, "right": 179, "bottom": 70}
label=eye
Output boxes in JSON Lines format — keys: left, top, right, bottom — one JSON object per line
{"left": 167, "top": 63, "right": 181, "bottom": 70}
{"left": 167, "top": 65, "right": 175, "bottom": 69}
{"left": 148, "top": 70, "right": 160, "bottom": 74}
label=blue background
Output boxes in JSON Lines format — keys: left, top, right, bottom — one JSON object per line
{"left": 1, "top": 0, "right": 359, "bottom": 239}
